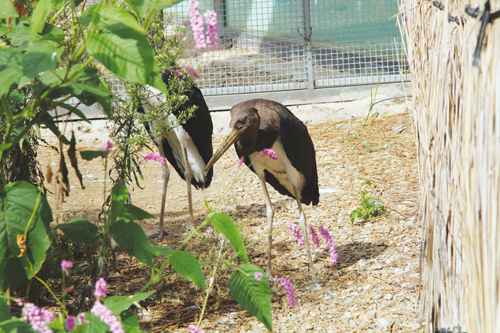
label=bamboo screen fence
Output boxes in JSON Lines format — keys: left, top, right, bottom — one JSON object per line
{"left": 399, "top": 0, "right": 500, "bottom": 332}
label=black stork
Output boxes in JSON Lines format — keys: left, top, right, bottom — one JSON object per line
{"left": 141, "top": 69, "right": 213, "bottom": 235}
{"left": 205, "top": 99, "right": 321, "bottom": 289}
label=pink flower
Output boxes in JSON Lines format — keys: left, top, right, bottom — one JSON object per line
{"left": 144, "top": 152, "right": 166, "bottom": 165}
{"left": 94, "top": 277, "right": 107, "bottom": 298}
{"left": 289, "top": 223, "right": 304, "bottom": 247}
{"left": 188, "top": 0, "right": 206, "bottom": 49}
{"left": 319, "top": 225, "right": 339, "bottom": 265}
{"left": 254, "top": 272, "right": 263, "bottom": 281}
{"left": 21, "top": 303, "right": 55, "bottom": 333}
{"left": 77, "top": 313, "right": 87, "bottom": 325}
{"left": 17, "top": 298, "right": 23, "bottom": 306}
{"left": 65, "top": 286, "right": 73, "bottom": 293}
{"left": 237, "top": 156, "right": 244, "bottom": 167}
{"left": 188, "top": 324, "right": 206, "bottom": 333}
{"left": 260, "top": 148, "right": 278, "bottom": 160}
{"left": 65, "top": 316, "right": 77, "bottom": 331}
{"left": 182, "top": 65, "right": 200, "bottom": 79}
{"left": 279, "top": 277, "right": 296, "bottom": 307}
{"left": 102, "top": 140, "right": 114, "bottom": 151}
{"left": 91, "top": 301, "right": 124, "bottom": 333}
{"left": 61, "top": 260, "right": 73, "bottom": 271}
{"left": 204, "top": 10, "right": 218, "bottom": 50}
{"left": 172, "top": 69, "right": 183, "bottom": 77}
{"left": 308, "top": 225, "right": 320, "bottom": 249}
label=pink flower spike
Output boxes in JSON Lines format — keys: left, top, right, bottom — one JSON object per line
{"left": 102, "top": 140, "right": 114, "bottom": 151}
{"left": 188, "top": 0, "right": 206, "bottom": 49}
{"left": 188, "top": 324, "right": 206, "bottom": 333}
{"left": 237, "top": 156, "right": 244, "bottom": 167}
{"left": 279, "top": 277, "right": 297, "bottom": 307}
{"left": 94, "top": 277, "right": 107, "bottom": 298}
{"left": 65, "top": 286, "right": 73, "bottom": 293}
{"left": 144, "top": 152, "right": 166, "bottom": 165}
{"left": 91, "top": 301, "right": 124, "bottom": 333}
{"left": 17, "top": 298, "right": 23, "bottom": 306}
{"left": 204, "top": 10, "right": 218, "bottom": 50}
{"left": 61, "top": 260, "right": 73, "bottom": 271}
{"left": 182, "top": 65, "right": 200, "bottom": 79}
{"left": 319, "top": 225, "right": 339, "bottom": 265}
{"left": 77, "top": 313, "right": 87, "bottom": 325}
{"left": 65, "top": 316, "right": 77, "bottom": 331}
{"left": 289, "top": 223, "right": 304, "bottom": 247}
{"left": 254, "top": 272, "right": 263, "bottom": 281}
{"left": 21, "top": 303, "right": 55, "bottom": 332}
{"left": 309, "top": 225, "right": 320, "bottom": 249}
{"left": 172, "top": 69, "right": 183, "bottom": 77}
{"left": 260, "top": 148, "right": 278, "bottom": 160}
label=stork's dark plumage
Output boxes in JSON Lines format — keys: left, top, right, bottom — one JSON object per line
{"left": 205, "top": 99, "right": 321, "bottom": 288}
{"left": 142, "top": 70, "right": 213, "bottom": 235}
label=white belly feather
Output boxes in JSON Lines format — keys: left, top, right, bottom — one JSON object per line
{"left": 144, "top": 86, "right": 207, "bottom": 184}
{"left": 250, "top": 140, "right": 305, "bottom": 200}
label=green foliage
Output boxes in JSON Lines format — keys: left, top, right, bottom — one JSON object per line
{"left": 0, "top": 181, "right": 53, "bottom": 293}
{"left": 349, "top": 180, "right": 388, "bottom": 224}
{"left": 230, "top": 264, "right": 272, "bottom": 332}
{"left": 209, "top": 213, "right": 250, "bottom": 264}
{"left": 0, "top": 0, "right": 276, "bottom": 330}
{"left": 56, "top": 219, "right": 100, "bottom": 244}
{"left": 169, "top": 251, "right": 206, "bottom": 289}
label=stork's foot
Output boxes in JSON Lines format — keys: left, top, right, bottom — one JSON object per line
{"left": 306, "top": 281, "right": 322, "bottom": 291}
{"left": 146, "top": 229, "right": 165, "bottom": 239}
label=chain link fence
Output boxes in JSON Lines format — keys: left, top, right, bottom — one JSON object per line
{"left": 168, "top": 0, "right": 408, "bottom": 97}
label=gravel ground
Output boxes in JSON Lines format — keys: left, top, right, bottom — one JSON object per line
{"left": 37, "top": 95, "right": 422, "bottom": 332}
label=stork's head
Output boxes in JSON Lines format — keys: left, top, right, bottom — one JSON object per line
{"left": 205, "top": 106, "right": 260, "bottom": 172}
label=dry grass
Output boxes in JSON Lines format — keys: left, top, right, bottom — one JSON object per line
{"left": 399, "top": 0, "right": 500, "bottom": 331}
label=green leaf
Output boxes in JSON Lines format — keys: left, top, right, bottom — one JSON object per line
{"left": 230, "top": 264, "right": 272, "bottom": 332}
{"left": 0, "top": 0, "right": 19, "bottom": 19}
{"left": 0, "top": 318, "right": 32, "bottom": 331}
{"left": 40, "top": 23, "right": 65, "bottom": 43}
{"left": 103, "top": 291, "right": 155, "bottom": 315}
{"left": 120, "top": 310, "right": 141, "bottom": 333}
{"left": 150, "top": 244, "right": 174, "bottom": 257}
{"left": 110, "top": 183, "right": 128, "bottom": 222}
{"left": 209, "top": 213, "right": 249, "bottom": 263}
{"left": 30, "top": 0, "right": 63, "bottom": 41}
{"left": 85, "top": 312, "right": 110, "bottom": 332}
{"left": 0, "top": 181, "right": 53, "bottom": 293}
{"left": 83, "top": 4, "right": 167, "bottom": 93}
{"left": 80, "top": 150, "right": 109, "bottom": 160}
{"left": 0, "top": 143, "right": 13, "bottom": 152}
{"left": 21, "top": 41, "right": 61, "bottom": 79}
{"left": 169, "top": 251, "right": 205, "bottom": 289}
{"left": 121, "top": 204, "right": 157, "bottom": 222}
{"left": 109, "top": 220, "right": 154, "bottom": 267}
{"left": 56, "top": 219, "right": 100, "bottom": 244}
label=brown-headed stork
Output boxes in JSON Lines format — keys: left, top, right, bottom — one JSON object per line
{"left": 205, "top": 99, "right": 320, "bottom": 289}
{"left": 141, "top": 70, "right": 213, "bottom": 236}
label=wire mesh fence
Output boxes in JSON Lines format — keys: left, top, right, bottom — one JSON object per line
{"left": 168, "top": 0, "right": 408, "bottom": 97}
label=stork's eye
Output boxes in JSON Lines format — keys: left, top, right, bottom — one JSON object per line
{"left": 236, "top": 118, "right": 246, "bottom": 127}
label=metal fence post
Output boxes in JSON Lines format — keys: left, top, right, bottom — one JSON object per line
{"left": 302, "top": 0, "right": 314, "bottom": 90}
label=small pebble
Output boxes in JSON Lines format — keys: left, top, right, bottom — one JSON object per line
{"left": 372, "top": 264, "right": 384, "bottom": 270}
{"left": 362, "top": 229, "right": 374, "bottom": 235}
{"left": 384, "top": 294, "right": 393, "bottom": 300}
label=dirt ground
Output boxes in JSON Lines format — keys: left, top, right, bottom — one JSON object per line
{"left": 32, "top": 95, "right": 422, "bottom": 332}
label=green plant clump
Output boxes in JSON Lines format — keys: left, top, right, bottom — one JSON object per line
{"left": 349, "top": 180, "right": 388, "bottom": 224}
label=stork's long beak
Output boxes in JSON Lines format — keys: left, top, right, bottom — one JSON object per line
{"left": 205, "top": 128, "right": 242, "bottom": 172}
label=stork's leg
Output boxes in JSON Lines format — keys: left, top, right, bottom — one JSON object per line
{"left": 293, "top": 186, "right": 321, "bottom": 290}
{"left": 147, "top": 162, "right": 169, "bottom": 239}
{"left": 259, "top": 177, "right": 275, "bottom": 276}
{"left": 158, "top": 162, "right": 170, "bottom": 232}
{"left": 182, "top": 144, "right": 195, "bottom": 229}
